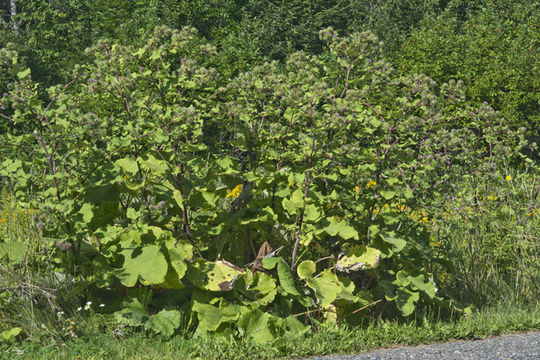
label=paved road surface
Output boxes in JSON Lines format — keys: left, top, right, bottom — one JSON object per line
{"left": 300, "top": 332, "right": 540, "bottom": 360}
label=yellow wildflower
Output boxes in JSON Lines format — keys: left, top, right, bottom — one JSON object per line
{"left": 506, "top": 175, "right": 512, "bottom": 181}
{"left": 226, "top": 184, "right": 243, "bottom": 200}
{"left": 366, "top": 180, "right": 376, "bottom": 189}
{"left": 353, "top": 185, "right": 361, "bottom": 193}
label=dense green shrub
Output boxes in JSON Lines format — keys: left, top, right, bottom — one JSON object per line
{"left": 1, "top": 25, "right": 534, "bottom": 341}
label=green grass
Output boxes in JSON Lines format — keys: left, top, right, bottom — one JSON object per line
{"left": 1, "top": 301, "right": 539, "bottom": 360}
{"left": 427, "top": 169, "right": 540, "bottom": 306}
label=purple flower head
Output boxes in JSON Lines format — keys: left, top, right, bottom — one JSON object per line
{"left": 150, "top": 205, "right": 155, "bottom": 211}
{"left": 341, "top": 145, "right": 345, "bottom": 150}
{"left": 367, "top": 59, "right": 372, "bottom": 63}
{"left": 140, "top": 66, "right": 145, "bottom": 71}
{"left": 162, "top": 210, "right": 168, "bottom": 216}
{"left": 160, "top": 200, "right": 166, "bottom": 206}
{"left": 1, "top": 105, "right": 4, "bottom": 110}
{"left": 89, "top": 120, "right": 94, "bottom": 126}
{"left": 2, "top": 92, "right": 6, "bottom": 97}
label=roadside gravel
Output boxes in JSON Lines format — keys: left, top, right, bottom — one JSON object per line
{"left": 300, "top": 331, "right": 540, "bottom": 360}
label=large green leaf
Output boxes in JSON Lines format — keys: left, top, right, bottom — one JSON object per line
{"left": 172, "top": 189, "right": 185, "bottom": 212}
{"left": 164, "top": 239, "right": 193, "bottom": 280}
{"left": 303, "top": 203, "right": 322, "bottom": 222}
{"left": 395, "top": 270, "right": 411, "bottom": 287}
{"left": 379, "top": 190, "right": 396, "bottom": 200}
{"left": 186, "top": 260, "right": 245, "bottom": 291}
{"left": 145, "top": 309, "right": 182, "bottom": 337}
{"left": 380, "top": 280, "right": 420, "bottom": 316}
{"left": 247, "top": 272, "right": 277, "bottom": 306}
{"left": 114, "top": 298, "right": 149, "bottom": 326}
{"left": 277, "top": 260, "right": 301, "bottom": 296}
{"left": 192, "top": 301, "right": 223, "bottom": 332}
{"left": 336, "top": 245, "right": 381, "bottom": 272}
{"left": 284, "top": 315, "right": 310, "bottom": 336}
{"left": 138, "top": 154, "right": 168, "bottom": 176}
{"left": 116, "top": 157, "right": 139, "bottom": 175}
{"left": 324, "top": 217, "right": 359, "bottom": 240}
{"left": 115, "top": 245, "right": 168, "bottom": 287}
{"left": 409, "top": 274, "right": 437, "bottom": 299}
{"left": 394, "top": 288, "right": 419, "bottom": 316}
{"left": 192, "top": 300, "right": 243, "bottom": 333}
{"left": 78, "top": 203, "right": 94, "bottom": 223}
{"left": 236, "top": 271, "right": 277, "bottom": 307}
{"left": 261, "top": 257, "right": 280, "bottom": 270}
{"left": 237, "top": 308, "right": 274, "bottom": 343}
{"left": 262, "top": 257, "right": 301, "bottom": 296}
{"left": 282, "top": 189, "right": 304, "bottom": 214}
{"left": 305, "top": 270, "right": 342, "bottom": 308}
{"left": 380, "top": 234, "right": 407, "bottom": 253}
{"left": 297, "top": 260, "right": 316, "bottom": 279}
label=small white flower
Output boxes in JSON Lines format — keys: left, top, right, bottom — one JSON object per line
{"left": 76, "top": 307, "right": 82, "bottom": 311}
{"left": 99, "top": 304, "right": 105, "bottom": 308}
{"left": 86, "top": 301, "right": 92, "bottom": 306}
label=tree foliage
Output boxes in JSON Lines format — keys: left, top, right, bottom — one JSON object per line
{"left": 394, "top": 0, "right": 539, "bottom": 139}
